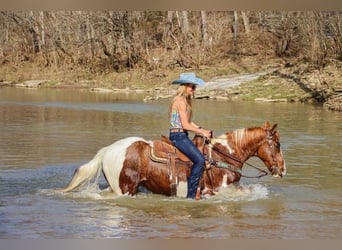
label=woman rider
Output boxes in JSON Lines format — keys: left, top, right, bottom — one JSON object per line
{"left": 169, "top": 73, "right": 212, "bottom": 199}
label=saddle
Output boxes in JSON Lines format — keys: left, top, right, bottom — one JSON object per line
{"left": 150, "top": 136, "right": 191, "bottom": 163}
{"left": 149, "top": 135, "right": 206, "bottom": 196}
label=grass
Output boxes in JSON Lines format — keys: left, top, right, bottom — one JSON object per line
{"left": 0, "top": 58, "right": 269, "bottom": 87}
{"left": 231, "top": 73, "right": 311, "bottom": 102}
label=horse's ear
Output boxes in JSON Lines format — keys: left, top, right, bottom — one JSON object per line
{"left": 264, "top": 121, "right": 271, "bottom": 129}
{"left": 271, "top": 123, "right": 278, "bottom": 132}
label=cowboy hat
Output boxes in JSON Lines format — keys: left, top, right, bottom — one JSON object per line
{"left": 172, "top": 72, "right": 205, "bottom": 86}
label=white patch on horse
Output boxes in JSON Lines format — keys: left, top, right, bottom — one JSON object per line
{"left": 176, "top": 181, "right": 188, "bottom": 198}
{"left": 221, "top": 174, "right": 228, "bottom": 188}
{"left": 102, "top": 137, "right": 147, "bottom": 196}
{"left": 280, "top": 149, "right": 286, "bottom": 176}
{"left": 212, "top": 134, "right": 234, "bottom": 154}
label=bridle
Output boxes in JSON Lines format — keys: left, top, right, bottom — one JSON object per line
{"left": 200, "top": 131, "right": 281, "bottom": 179}
{"left": 206, "top": 142, "right": 268, "bottom": 179}
{"left": 265, "top": 128, "right": 282, "bottom": 176}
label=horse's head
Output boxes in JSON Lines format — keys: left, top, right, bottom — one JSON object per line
{"left": 256, "top": 121, "right": 286, "bottom": 177}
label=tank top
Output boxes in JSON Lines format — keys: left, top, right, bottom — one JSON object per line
{"left": 170, "top": 108, "right": 182, "bottom": 129}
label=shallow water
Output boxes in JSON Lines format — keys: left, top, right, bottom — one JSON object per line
{"left": 0, "top": 87, "right": 341, "bottom": 239}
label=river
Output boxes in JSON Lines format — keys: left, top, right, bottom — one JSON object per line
{"left": 0, "top": 87, "right": 341, "bottom": 239}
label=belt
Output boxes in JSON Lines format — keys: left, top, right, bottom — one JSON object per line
{"left": 170, "top": 128, "right": 185, "bottom": 133}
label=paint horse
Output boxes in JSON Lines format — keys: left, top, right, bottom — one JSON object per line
{"left": 60, "top": 121, "right": 286, "bottom": 198}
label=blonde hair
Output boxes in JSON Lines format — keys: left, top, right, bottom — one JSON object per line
{"left": 169, "top": 85, "right": 193, "bottom": 119}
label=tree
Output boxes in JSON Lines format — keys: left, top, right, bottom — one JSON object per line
{"left": 200, "top": 11, "right": 209, "bottom": 47}
{"left": 181, "top": 11, "right": 189, "bottom": 34}
{"left": 241, "top": 11, "right": 250, "bottom": 33}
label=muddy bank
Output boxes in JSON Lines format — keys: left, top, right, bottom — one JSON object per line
{"left": 143, "top": 63, "right": 342, "bottom": 112}
{"left": 1, "top": 61, "right": 341, "bottom": 112}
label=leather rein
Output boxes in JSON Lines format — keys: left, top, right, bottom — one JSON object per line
{"left": 202, "top": 137, "right": 269, "bottom": 179}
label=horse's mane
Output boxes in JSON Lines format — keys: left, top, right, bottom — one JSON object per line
{"left": 233, "top": 127, "right": 265, "bottom": 147}
{"left": 212, "top": 127, "right": 266, "bottom": 156}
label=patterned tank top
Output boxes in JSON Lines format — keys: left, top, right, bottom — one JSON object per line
{"left": 170, "top": 108, "right": 182, "bottom": 129}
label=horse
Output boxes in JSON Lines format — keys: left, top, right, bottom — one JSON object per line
{"left": 59, "top": 121, "right": 286, "bottom": 199}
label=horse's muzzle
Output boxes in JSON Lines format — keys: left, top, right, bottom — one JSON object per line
{"left": 270, "top": 166, "right": 283, "bottom": 178}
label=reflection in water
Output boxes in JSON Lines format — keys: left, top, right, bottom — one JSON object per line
{"left": 0, "top": 87, "right": 341, "bottom": 239}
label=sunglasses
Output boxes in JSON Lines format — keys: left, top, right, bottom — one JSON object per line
{"left": 186, "top": 84, "right": 196, "bottom": 90}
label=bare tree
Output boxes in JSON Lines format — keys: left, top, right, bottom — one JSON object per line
{"left": 181, "top": 11, "right": 189, "bottom": 34}
{"left": 241, "top": 11, "right": 250, "bottom": 33}
{"left": 1, "top": 11, "right": 341, "bottom": 77}
{"left": 200, "top": 11, "right": 209, "bottom": 47}
{"left": 233, "top": 11, "right": 238, "bottom": 40}
{"left": 327, "top": 12, "right": 342, "bottom": 60}
{"left": 167, "top": 11, "right": 173, "bottom": 31}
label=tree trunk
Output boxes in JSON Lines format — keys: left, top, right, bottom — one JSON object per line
{"left": 39, "top": 11, "right": 45, "bottom": 47}
{"left": 29, "top": 11, "right": 40, "bottom": 53}
{"left": 201, "top": 11, "right": 209, "bottom": 47}
{"left": 233, "top": 11, "right": 238, "bottom": 40}
{"left": 166, "top": 11, "right": 174, "bottom": 37}
{"left": 181, "top": 11, "right": 189, "bottom": 34}
{"left": 167, "top": 11, "right": 173, "bottom": 24}
{"left": 241, "top": 11, "right": 250, "bottom": 33}
{"left": 86, "top": 12, "right": 95, "bottom": 58}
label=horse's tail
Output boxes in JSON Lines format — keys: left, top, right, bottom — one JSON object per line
{"left": 59, "top": 146, "right": 108, "bottom": 192}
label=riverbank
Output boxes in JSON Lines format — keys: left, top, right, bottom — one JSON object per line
{"left": 1, "top": 59, "right": 341, "bottom": 111}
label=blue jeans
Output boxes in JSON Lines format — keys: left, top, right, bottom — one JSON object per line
{"left": 169, "top": 132, "right": 205, "bottom": 199}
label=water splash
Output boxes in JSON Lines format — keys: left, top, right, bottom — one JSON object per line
{"left": 211, "top": 183, "right": 270, "bottom": 202}
{"left": 40, "top": 182, "right": 270, "bottom": 203}
{"left": 39, "top": 182, "right": 115, "bottom": 200}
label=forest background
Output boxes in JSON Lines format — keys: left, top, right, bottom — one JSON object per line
{"left": 0, "top": 11, "right": 341, "bottom": 111}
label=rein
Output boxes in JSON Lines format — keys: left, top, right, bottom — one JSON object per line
{"left": 206, "top": 140, "right": 269, "bottom": 179}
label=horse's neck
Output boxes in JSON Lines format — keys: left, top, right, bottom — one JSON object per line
{"left": 192, "top": 134, "right": 206, "bottom": 151}
{"left": 194, "top": 128, "right": 265, "bottom": 162}
{"left": 227, "top": 127, "right": 265, "bottom": 161}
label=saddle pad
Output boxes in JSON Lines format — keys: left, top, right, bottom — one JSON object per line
{"left": 151, "top": 140, "right": 190, "bottom": 162}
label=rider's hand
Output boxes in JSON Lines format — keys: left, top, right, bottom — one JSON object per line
{"left": 202, "top": 129, "right": 212, "bottom": 139}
